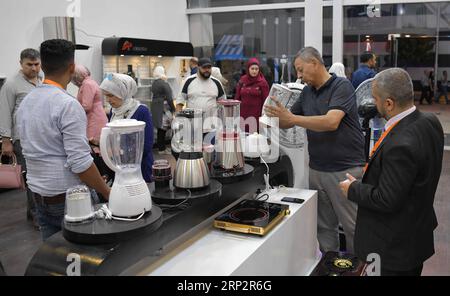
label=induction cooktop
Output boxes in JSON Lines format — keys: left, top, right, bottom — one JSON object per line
{"left": 213, "top": 199, "right": 290, "bottom": 236}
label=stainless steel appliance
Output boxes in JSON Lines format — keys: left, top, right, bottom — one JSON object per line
{"left": 215, "top": 100, "right": 245, "bottom": 170}
{"left": 172, "top": 109, "right": 210, "bottom": 189}
{"left": 43, "top": 17, "right": 89, "bottom": 50}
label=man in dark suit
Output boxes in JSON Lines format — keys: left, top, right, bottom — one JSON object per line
{"left": 339, "top": 68, "right": 444, "bottom": 276}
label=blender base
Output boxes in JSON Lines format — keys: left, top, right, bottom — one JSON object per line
{"left": 149, "top": 179, "right": 222, "bottom": 205}
{"left": 62, "top": 205, "right": 163, "bottom": 245}
{"left": 210, "top": 163, "right": 255, "bottom": 184}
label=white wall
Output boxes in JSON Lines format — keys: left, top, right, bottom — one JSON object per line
{"left": 0, "top": 0, "right": 189, "bottom": 83}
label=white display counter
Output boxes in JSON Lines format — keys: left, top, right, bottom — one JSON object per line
{"left": 142, "top": 187, "right": 320, "bottom": 276}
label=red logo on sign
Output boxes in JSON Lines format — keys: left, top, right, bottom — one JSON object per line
{"left": 122, "top": 41, "right": 133, "bottom": 51}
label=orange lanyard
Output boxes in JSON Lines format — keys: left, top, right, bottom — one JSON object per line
{"left": 363, "top": 120, "right": 400, "bottom": 173}
{"left": 43, "top": 79, "right": 64, "bottom": 89}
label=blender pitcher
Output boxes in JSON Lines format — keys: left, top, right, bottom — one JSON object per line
{"left": 215, "top": 100, "right": 245, "bottom": 170}
{"left": 172, "top": 109, "right": 210, "bottom": 189}
{"left": 100, "top": 119, "right": 151, "bottom": 217}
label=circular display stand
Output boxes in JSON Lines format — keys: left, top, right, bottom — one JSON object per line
{"left": 210, "top": 163, "right": 254, "bottom": 184}
{"left": 149, "top": 179, "right": 222, "bottom": 205}
{"left": 62, "top": 205, "right": 163, "bottom": 245}
{"left": 244, "top": 157, "right": 262, "bottom": 167}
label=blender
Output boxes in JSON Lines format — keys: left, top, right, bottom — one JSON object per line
{"left": 100, "top": 119, "right": 151, "bottom": 217}
{"left": 215, "top": 100, "right": 245, "bottom": 171}
{"left": 172, "top": 109, "right": 210, "bottom": 189}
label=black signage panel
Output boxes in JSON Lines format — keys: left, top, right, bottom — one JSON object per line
{"left": 102, "top": 37, "right": 194, "bottom": 56}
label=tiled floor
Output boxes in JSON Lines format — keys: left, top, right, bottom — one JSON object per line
{"left": 1, "top": 103, "right": 449, "bottom": 275}
{"left": 415, "top": 101, "right": 450, "bottom": 134}
{"left": 422, "top": 151, "right": 450, "bottom": 275}
{"left": 418, "top": 101, "right": 450, "bottom": 275}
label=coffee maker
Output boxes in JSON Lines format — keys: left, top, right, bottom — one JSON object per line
{"left": 172, "top": 109, "right": 210, "bottom": 189}
{"left": 214, "top": 100, "right": 245, "bottom": 171}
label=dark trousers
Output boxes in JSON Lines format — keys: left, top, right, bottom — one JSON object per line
{"left": 157, "top": 128, "right": 167, "bottom": 151}
{"left": 13, "top": 141, "right": 36, "bottom": 219}
{"left": 32, "top": 192, "right": 65, "bottom": 240}
{"left": 436, "top": 85, "right": 449, "bottom": 104}
{"left": 420, "top": 86, "right": 432, "bottom": 104}
{"left": 381, "top": 264, "right": 423, "bottom": 276}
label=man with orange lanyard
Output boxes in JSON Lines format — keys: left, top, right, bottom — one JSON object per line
{"left": 16, "top": 39, "right": 110, "bottom": 240}
{"left": 340, "top": 68, "right": 444, "bottom": 276}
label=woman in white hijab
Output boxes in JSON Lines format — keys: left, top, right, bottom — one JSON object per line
{"left": 211, "top": 66, "right": 228, "bottom": 86}
{"left": 328, "top": 62, "right": 347, "bottom": 79}
{"left": 100, "top": 73, "right": 154, "bottom": 182}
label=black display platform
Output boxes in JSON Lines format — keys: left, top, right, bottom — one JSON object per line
{"left": 210, "top": 163, "right": 254, "bottom": 184}
{"left": 25, "top": 156, "right": 295, "bottom": 275}
{"left": 244, "top": 157, "right": 262, "bottom": 166}
{"left": 149, "top": 179, "right": 222, "bottom": 205}
{"left": 62, "top": 205, "right": 163, "bottom": 245}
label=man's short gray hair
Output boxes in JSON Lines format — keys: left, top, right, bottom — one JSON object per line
{"left": 294, "top": 46, "right": 324, "bottom": 65}
{"left": 374, "top": 68, "right": 414, "bottom": 107}
{"left": 20, "top": 48, "right": 40, "bottom": 61}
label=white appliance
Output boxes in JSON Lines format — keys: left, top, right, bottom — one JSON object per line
{"left": 64, "top": 185, "right": 94, "bottom": 223}
{"left": 259, "top": 83, "right": 298, "bottom": 127}
{"left": 244, "top": 132, "right": 270, "bottom": 158}
{"left": 100, "top": 119, "right": 151, "bottom": 217}
{"left": 259, "top": 82, "right": 309, "bottom": 189}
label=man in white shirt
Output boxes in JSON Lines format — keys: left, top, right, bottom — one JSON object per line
{"left": 176, "top": 57, "right": 226, "bottom": 134}
{"left": 17, "top": 39, "right": 110, "bottom": 240}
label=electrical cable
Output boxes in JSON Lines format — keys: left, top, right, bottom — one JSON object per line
{"left": 95, "top": 204, "right": 145, "bottom": 221}
{"left": 260, "top": 155, "right": 272, "bottom": 191}
{"left": 75, "top": 28, "right": 108, "bottom": 39}
{"left": 256, "top": 193, "right": 269, "bottom": 202}
{"left": 155, "top": 189, "right": 192, "bottom": 211}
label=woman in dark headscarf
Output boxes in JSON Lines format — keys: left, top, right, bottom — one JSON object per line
{"left": 234, "top": 58, "right": 270, "bottom": 133}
